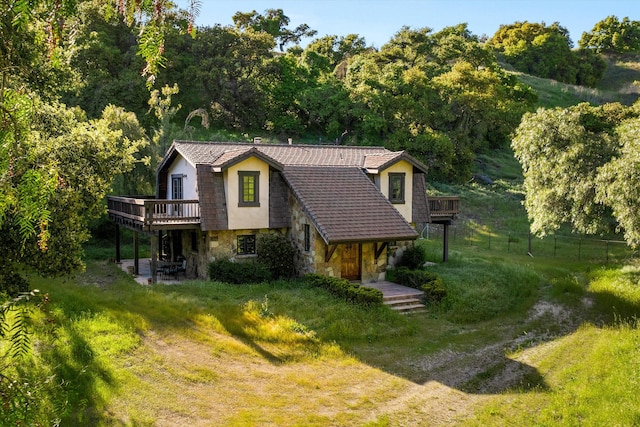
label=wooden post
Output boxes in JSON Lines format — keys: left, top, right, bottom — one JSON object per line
{"left": 443, "top": 222, "right": 450, "bottom": 263}
{"left": 133, "top": 231, "right": 139, "bottom": 275}
{"left": 151, "top": 232, "right": 158, "bottom": 284}
{"left": 115, "top": 223, "right": 121, "bottom": 263}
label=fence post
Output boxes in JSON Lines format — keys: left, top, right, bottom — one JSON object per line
{"left": 606, "top": 240, "right": 610, "bottom": 262}
{"left": 528, "top": 232, "right": 532, "bottom": 255}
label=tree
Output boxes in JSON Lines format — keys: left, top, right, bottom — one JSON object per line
{"left": 579, "top": 15, "right": 640, "bottom": 54}
{"left": 232, "top": 8, "right": 317, "bottom": 51}
{"left": 488, "top": 21, "right": 605, "bottom": 87}
{"left": 595, "top": 114, "right": 640, "bottom": 246}
{"left": 512, "top": 102, "right": 640, "bottom": 241}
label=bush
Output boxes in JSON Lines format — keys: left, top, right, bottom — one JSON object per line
{"left": 396, "top": 245, "right": 426, "bottom": 269}
{"left": 421, "top": 277, "right": 447, "bottom": 304}
{"left": 208, "top": 259, "right": 272, "bottom": 284}
{"left": 257, "top": 233, "right": 297, "bottom": 279}
{"left": 305, "top": 274, "right": 383, "bottom": 306}
{"left": 392, "top": 267, "right": 447, "bottom": 304}
{"left": 0, "top": 270, "right": 30, "bottom": 298}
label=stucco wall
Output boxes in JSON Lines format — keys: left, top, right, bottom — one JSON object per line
{"left": 379, "top": 160, "right": 413, "bottom": 223}
{"left": 225, "top": 157, "right": 270, "bottom": 230}
{"left": 166, "top": 156, "right": 198, "bottom": 200}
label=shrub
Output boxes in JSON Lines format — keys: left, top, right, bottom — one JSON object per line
{"left": 392, "top": 267, "right": 447, "bottom": 304}
{"left": 208, "top": 259, "right": 272, "bottom": 284}
{"left": 396, "top": 245, "right": 426, "bottom": 269}
{"left": 257, "top": 233, "right": 297, "bottom": 279}
{"left": 421, "top": 277, "right": 447, "bottom": 304}
{"left": 305, "top": 274, "right": 383, "bottom": 306}
{"left": 0, "top": 270, "right": 30, "bottom": 298}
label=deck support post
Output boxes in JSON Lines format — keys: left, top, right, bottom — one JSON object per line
{"left": 443, "top": 221, "right": 450, "bottom": 263}
{"left": 151, "top": 232, "right": 158, "bottom": 284}
{"left": 133, "top": 231, "right": 139, "bottom": 275}
{"left": 115, "top": 224, "right": 121, "bottom": 263}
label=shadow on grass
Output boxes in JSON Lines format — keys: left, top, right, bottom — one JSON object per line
{"left": 30, "top": 256, "right": 640, "bottom": 427}
{"left": 42, "top": 323, "right": 114, "bottom": 426}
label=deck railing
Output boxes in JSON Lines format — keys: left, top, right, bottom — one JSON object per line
{"left": 429, "top": 196, "right": 460, "bottom": 218}
{"left": 107, "top": 196, "right": 200, "bottom": 229}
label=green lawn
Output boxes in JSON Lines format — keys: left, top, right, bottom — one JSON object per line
{"left": 3, "top": 243, "right": 639, "bottom": 426}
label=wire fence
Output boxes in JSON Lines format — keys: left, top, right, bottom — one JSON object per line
{"left": 421, "top": 220, "right": 638, "bottom": 262}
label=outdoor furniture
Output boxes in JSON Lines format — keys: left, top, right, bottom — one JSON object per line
{"left": 156, "top": 259, "right": 186, "bottom": 280}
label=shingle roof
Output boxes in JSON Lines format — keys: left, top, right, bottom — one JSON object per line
{"left": 282, "top": 166, "right": 418, "bottom": 244}
{"left": 172, "top": 140, "right": 409, "bottom": 169}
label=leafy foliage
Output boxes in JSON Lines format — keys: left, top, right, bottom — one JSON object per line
{"left": 396, "top": 245, "right": 427, "bottom": 269}
{"left": 488, "top": 21, "right": 606, "bottom": 87}
{"left": 257, "top": 233, "right": 297, "bottom": 279}
{"left": 304, "top": 274, "right": 383, "bottom": 306}
{"left": 513, "top": 102, "right": 640, "bottom": 246}
{"left": 208, "top": 259, "right": 272, "bottom": 284}
{"left": 579, "top": 15, "right": 640, "bottom": 53}
{"left": 391, "top": 267, "right": 447, "bottom": 304}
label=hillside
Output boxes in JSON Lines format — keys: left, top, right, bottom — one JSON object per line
{"left": 512, "top": 53, "right": 640, "bottom": 109}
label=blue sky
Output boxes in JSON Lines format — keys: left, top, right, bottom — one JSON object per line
{"left": 180, "top": 0, "right": 640, "bottom": 48}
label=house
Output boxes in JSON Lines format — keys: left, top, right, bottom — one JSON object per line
{"left": 107, "top": 140, "right": 459, "bottom": 283}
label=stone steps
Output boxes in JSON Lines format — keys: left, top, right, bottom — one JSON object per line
{"left": 362, "top": 281, "right": 427, "bottom": 314}
{"left": 383, "top": 295, "right": 426, "bottom": 314}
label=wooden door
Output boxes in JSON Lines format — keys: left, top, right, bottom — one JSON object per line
{"left": 341, "top": 244, "right": 361, "bottom": 281}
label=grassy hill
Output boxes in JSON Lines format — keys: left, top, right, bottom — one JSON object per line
{"left": 511, "top": 53, "right": 640, "bottom": 109}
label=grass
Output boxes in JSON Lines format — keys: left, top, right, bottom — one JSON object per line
{"left": 6, "top": 238, "right": 639, "bottom": 425}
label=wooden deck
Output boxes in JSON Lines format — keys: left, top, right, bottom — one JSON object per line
{"left": 107, "top": 196, "right": 200, "bottom": 232}
{"left": 429, "top": 196, "right": 459, "bottom": 222}
{"left": 107, "top": 195, "right": 458, "bottom": 232}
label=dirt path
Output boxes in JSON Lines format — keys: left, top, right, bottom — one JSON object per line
{"left": 363, "top": 297, "right": 585, "bottom": 425}
{"left": 109, "top": 297, "right": 582, "bottom": 426}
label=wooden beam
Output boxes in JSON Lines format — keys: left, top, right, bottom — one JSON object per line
{"left": 151, "top": 233, "right": 158, "bottom": 284}
{"left": 374, "top": 242, "right": 388, "bottom": 260}
{"left": 133, "top": 231, "right": 139, "bottom": 275}
{"left": 325, "top": 244, "right": 337, "bottom": 263}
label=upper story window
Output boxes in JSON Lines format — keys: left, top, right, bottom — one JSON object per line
{"left": 238, "top": 171, "right": 260, "bottom": 207}
{"left": 388, "top": 173, "right": 405, "bottom": 204}
{"left": 171, "top": 174, "right": 183, "bottom": 200}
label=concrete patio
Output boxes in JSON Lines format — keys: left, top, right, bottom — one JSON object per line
{"left": 116, "top": 258, "right": 184, "bottom": 285}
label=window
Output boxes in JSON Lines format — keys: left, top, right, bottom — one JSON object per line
{"left": 389, "top": 173, "right": 405, "bottom": 204}
{"left": 238, "top": 171, "right": 260, "bottom": 207}
{"left": 237, "top": 235, "right": 256, "bottom": 255}
{"left": 304, "top": 224, "right": 311, "bottom": 252}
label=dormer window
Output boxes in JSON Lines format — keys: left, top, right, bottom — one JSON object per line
{"left": 238, "top": 171, "right": 260, "bottom": 207}
{"left": 389, "top": 173, "right": 405, "bottom": 204}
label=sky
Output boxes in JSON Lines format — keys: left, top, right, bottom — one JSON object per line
{"left": 179, "top": 0, "right": 640, "bottom": 48}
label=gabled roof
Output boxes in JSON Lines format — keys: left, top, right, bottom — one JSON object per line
{"left": 363, "top": 151, "right": 429, "bottom": 174}
{"left": 168, "top": 140, "right": 427, "bottom": 172}
{"left": 282, "top": 166, "right": 418, "bottom": 244}
{"left": 210, "top": 146, "right": 283, "bottom": 172}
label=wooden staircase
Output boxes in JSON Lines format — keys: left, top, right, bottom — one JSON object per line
{"left": 383, "top": 290, "right": 426, "bottom": 314}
